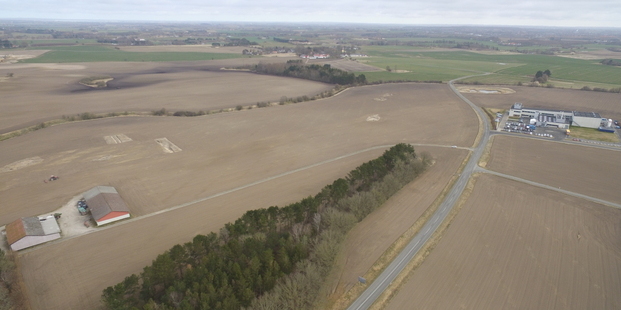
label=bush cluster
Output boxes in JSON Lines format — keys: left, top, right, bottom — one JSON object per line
{"left": 580, "top": 86, "right": 621, "bottom": 93}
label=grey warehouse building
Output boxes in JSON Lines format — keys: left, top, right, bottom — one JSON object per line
{"left": 509, "top": 103, "right": 604, "bottom": 129}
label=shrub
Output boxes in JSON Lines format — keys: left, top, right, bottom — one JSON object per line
{"left": 152, "top": 108, "right": 167, "bottom": 116}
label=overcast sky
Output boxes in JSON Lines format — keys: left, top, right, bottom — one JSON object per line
{"left": 1, "top": 0, "right": 620, "bottom": 28}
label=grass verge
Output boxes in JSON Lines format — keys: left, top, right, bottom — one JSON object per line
{"left": 568, "top": 126, "right": 619, "bottom": 143}
{"left": 478, "top": 135, "right": 495, "bottom": 168}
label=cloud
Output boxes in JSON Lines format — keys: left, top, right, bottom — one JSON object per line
{"left": 0, "top": 0, "right": 619, "bottom": 27}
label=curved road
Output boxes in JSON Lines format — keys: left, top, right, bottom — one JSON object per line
{"left": 347, "top": 75, "right": 491, "bottom": 310}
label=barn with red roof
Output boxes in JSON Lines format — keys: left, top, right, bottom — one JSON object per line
{"left": 84, "top": 186, "right": 130, "bottom": 226}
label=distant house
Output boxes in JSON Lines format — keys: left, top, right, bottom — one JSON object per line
{"left": 6, "top": 216, "right": 61, "bottom": 251}
{"left": 84, "top": 186, "right": 130, "bottom": 226}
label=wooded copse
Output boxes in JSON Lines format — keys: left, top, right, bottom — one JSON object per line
{"left": 252, "top": 61, "right": 367, "bottom": 85}
{"left": 102, "top": 144, "right": 430, "bottom": 310}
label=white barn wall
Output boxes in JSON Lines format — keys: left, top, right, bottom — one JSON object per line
{"left": 10, "top": 233, "right": 61, "bottom": 251}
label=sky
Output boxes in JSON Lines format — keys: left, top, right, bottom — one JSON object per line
{"left": 1, "top": 0, "right": 620, "bottom": 28}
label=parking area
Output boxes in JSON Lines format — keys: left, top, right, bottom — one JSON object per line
{"left": 498, "top": 115, "right": 568, "bottom": 141}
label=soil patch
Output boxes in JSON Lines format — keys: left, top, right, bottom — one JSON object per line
{"left": 79, "top": 76, "right": 113, "bottom": 88}
{"left": 0, "top": 157, "right": 43, "bottom": 173}
{"left": 104, "top": 134, "right": 132, "bottom": 145}
{"left": 457, "top": 86, "right": 516, "bottom": 94}
{"left": 366, "top": 115, "right": 380, "bottom": 122}
{"left": 155, "top": 138, "right": 182, "bottom": 153}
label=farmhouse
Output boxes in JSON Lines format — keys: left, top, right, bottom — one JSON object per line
{"left": 84, "top": 186, "right": 130, "bottom": 226}
{"left": 509, "top": 103, "right": 604, "bottom": 129}
{"left": 5, "top": 216, "right": 61, "bottom": 251}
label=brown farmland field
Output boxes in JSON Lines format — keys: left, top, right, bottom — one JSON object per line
{"left": 486, "top": 135, "right": 621, "bottom": 205}
{"left": 386, "top": 174, "right": 621, "bottom": 310}
{"left": 0, "top": 58, "right": 325, "bottom": 133}
{"left": 1, "top": 82, "right": 478, "bottom": 309}
{"left": 463, "top": 86, "right": 621, "bottom": 120}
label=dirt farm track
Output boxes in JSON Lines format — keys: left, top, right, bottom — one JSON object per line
{"left": 1, "top": 57, "right": 620, "bottom": 310}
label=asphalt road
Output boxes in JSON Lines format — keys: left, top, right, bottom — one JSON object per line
{"left": 347, "top": 76, "right": 491, "bottom": 310}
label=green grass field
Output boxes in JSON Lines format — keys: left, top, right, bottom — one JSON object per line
{"left": 569, "top": 126, "right": 619, "bottom": 143}
{"left": 22, "top": 45, "right": 243, "bottom": 63}
{"left": 354, "top": 46, "right": 621, "bottom": 86}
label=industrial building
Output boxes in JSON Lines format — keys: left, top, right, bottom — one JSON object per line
{"left": 509, "top": 103, "right": 605, "bottom": 129}
{"left": 572, "top": 111, "right": 604, "bottom": 128}
{"left": 84, "top": 186, "right": 130, "bottom": 226}
{"left": 6, "top": 216, "right": 61, "bottom": 251}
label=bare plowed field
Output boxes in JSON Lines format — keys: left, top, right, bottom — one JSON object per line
{"left": 326, "top": 147, "right": 468, "bottom": 303}
{"left": 0, "top": 59, "right": 322, "bottom": 133}
{"left": 0, "top": 83, "right": 477, "bottom": 224}
{"left": 463, "top": 86, "right": 621, "bottom": 120}
{"left": 2, "top": 83, "right": 478, "bottom": 309}
{"left": 486, "top": 135, "right": 621, "bottom": 204}
{"left": 386, "top": 174, "right": 621, "bottom": 310}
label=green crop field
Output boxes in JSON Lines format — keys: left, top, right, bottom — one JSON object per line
{"left": 22, "top": 45, "right": 243, "bottom": 63}
{"left": 354, "top": 46, "right": 621, "bottom": 86}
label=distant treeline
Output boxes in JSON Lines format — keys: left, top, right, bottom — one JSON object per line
{"left": 102, "top": 144, "right": 430, "bottom": 310}
{"left": 252, "top": 61, "right": 367, "bottom": 85}
{"left": 0, "top": 40, "right": 12, "bottom": 48}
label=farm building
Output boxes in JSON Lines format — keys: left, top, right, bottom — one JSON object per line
{"left": 84, "top": 186, "right": 130, "bottom": 226}
{"left": 5, "top": 216, "right": 61, "bottom": 251}
{"left": 509, "top": 103, "right": 604, "bottom": 129}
